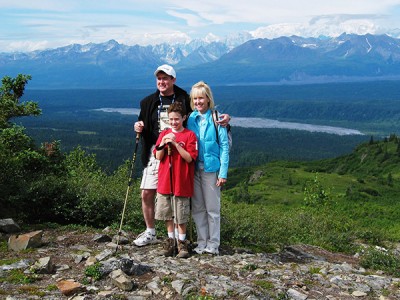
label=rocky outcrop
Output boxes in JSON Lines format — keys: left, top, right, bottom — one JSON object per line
{"left": 8, "top": 230, "right": 43, "bottom": 251}
{"left": 0, "top": 227, "right": 399, "bottom": 299}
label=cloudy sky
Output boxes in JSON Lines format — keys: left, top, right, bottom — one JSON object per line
{"left": 1, "top": 0, "right": 400, "bottom": 52}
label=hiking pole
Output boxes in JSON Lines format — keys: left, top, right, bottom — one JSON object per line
{"left": 115, "top": 132, "right": 140, "bottom": 253}
{"left": 168, "top": 142, "right": 177, "bottom": 256}
{"left": 188, "top": 197, "right": 194, "bottom": 251}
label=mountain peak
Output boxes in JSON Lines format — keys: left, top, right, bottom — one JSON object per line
{"left": 1, "top": 34, "right": 400, "bottom": 88}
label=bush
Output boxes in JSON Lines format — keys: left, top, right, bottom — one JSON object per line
{"left": 84, "top": 263, "right": 102, "bottom": 281}
{"left": 360, "top": 247, "right": 400, "bottom": 277}
{"left": 63, "top": 148, "right": 128, "bottom": 227}
{"left": 221, "top": 201, "right": 357, "bottom": 253}
{"left": 303, "top": 173, "right": 333, "bottom": 207}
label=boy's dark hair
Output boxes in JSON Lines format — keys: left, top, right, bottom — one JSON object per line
{"left": 168, "top": 102, "right": 186, "bottom": 117}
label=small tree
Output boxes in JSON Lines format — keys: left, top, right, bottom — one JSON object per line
{"left": 397, "top": 142, "right": 400, "bottom": 157}
{"left": 0, "top": 74, "right": 46, "bottom": 219}
{"left": 303, "top": 173, "right": 332, "bottom": 207}
{"left": 369, "top": 136, "right": 374, "bottom": 145}
{"left": 0, "top": 74, "right": 41, "bottom": 129}
{"left": 387, "top": 172, "right": 394, "bottom": 187}
{"left": 388, "top": 133, "right": 398, "bottom": 142}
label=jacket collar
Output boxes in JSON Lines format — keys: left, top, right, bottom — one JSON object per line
{"left": 192, "top": 108, "right": 211, "bottom": 118}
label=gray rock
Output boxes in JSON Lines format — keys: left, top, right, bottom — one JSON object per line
{"left": 33, "top": 256, "right": 55, "bottom": 274}
{"left": 0, "top": 259, "right": 33, "bottom": 271}
{"left": 110, "top": 269, "right": 136, "bottom": 291}
{"left": 0, "top": 218, "right": 20, "bottom": 233}
{"left": 287, "top": 288, "right": 308, "bottom": 300}
{"left": 2, "top": 232, "right": 400, "bottom": 300}
{"left": 95, "top": 249, "right": 113, "bottom": 261}
{"left": 92, "top": 234, "right": 112, "bottom": 243}
{"left": 171, "top": 279, "right": 185, "bottom": 294}
{"left": 100, "top": 257, "right": 152, "bottom": 277}
{"left": 146, "top": 281, "right": 161, "bottom": 295}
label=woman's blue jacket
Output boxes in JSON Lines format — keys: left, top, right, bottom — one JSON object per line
{"left": 187, "top": 109, "right": 229, "bottom": 178}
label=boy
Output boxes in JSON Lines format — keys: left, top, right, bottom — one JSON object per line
{"left": 153, "top": 102, "right": 198, "bottom": 258}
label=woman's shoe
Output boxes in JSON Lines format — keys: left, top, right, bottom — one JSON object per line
{"left": 203, "top": 246, "right": 219, "bottom": 255}
{"left": 193, "top": 244, "right": 206, "bottom": 254}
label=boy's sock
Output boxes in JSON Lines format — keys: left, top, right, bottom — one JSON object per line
{"left": 178, "top": 233, "right": 186, "bottom": 241}
{"left": 168, "top": 232, "right": 174, "bottom": 239}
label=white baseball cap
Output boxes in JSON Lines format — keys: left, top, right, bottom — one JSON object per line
{"left": 154, "top": 64, "right": 176, "bottom": 78}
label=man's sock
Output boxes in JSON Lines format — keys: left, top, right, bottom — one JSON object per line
{"left": 147, "top": 228, "right": 156, "bottom": 235}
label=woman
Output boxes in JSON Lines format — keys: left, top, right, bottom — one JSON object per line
{"left": 187, "top": 81, "right": 229, "bottom": 255}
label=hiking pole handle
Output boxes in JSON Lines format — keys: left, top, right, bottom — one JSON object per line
{"left": 167, "top": 142, "right": 172, "bottom": 156}
{"left": 127, "top": 132, "right": 140, "bottom": 186}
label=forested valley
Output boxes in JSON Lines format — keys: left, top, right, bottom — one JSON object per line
{"left": 18, "top": 80, "right": 400, "bottom": 172}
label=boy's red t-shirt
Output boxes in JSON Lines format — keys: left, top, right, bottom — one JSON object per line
{"left": 153, "top": 128, "right": 198, "bottom": 197}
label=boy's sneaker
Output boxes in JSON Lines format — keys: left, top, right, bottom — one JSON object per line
{"left": 193, "top": 244, "right": 206, "bottom": 254}
{"left": 162, "top": 238, "right": 176, "bottom": 257}
{"left": 133, "top": 231, "right": 157, "bottom": 247}
{"left": 177, "top": 239, "right": 189, "bottom": 258}
{"left": 204, "top": 245, "right": 219, "bottom": 255}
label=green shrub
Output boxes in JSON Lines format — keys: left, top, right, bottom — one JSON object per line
{"left": 254, "top": 280, "right": 274, "bottom": 290}
{"left": 84, "top": 263, "right": 102, "bottom": 281}
{"left": 221, "top": 200, "right": 357, "bottom": 253}
{"left": 303, "top": 173, "right": 333, "bottom": 207}
{"left": 0, "top": 241, "right": 7, "bottom": 253}
{"left": 46, "top": 284, "right": 58, "bottom": 291}
{"left": 0, "top": 269, "right": 37, "bottom": 284}
{"left": 360, "top": 247, "right": 400, "bottom": 277}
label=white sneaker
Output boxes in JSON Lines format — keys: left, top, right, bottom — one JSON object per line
{"left": 204, "top": 245, "right": 219, "bottom": 255}
{"left": 193, "top": 244, "right": 206, "bottom": 254}
{"left": 133, "top": 231, "right": 157, "bottom": 246}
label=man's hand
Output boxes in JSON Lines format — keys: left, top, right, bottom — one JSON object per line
{"left": 134, "top": 121, "right": 144, "bottom": 133}
{"left": 215, "top": 113, "right": 231, "bottom": 127}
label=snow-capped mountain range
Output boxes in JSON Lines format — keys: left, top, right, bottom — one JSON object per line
{"left": 1, "top": 33, "right": 400, "bottom": 88}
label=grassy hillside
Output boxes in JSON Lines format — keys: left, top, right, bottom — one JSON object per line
{"left": 221, "top": 136, "right": 400, "bottom": 252}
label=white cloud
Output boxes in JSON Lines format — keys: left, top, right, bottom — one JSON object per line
{"left": 167, "top": 0, "right": 400, "bottom": 24}
{"left": 1, "top": 1, "right": 400, "bottom": 51}
{"left": 251, "top": 16, "right": 382, "bottom": 39}
{"left": 166, "top": 10, "right": 206, "bottom": 27}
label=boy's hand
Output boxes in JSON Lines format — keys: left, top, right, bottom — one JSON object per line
{"left": 162, "top": 133, "right": 176, "bottom": 145}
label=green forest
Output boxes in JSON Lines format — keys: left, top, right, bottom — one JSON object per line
{"left": 2, "top": 75, "right": 400, "bottom": 278}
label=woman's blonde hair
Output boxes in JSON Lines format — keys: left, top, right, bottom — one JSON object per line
{"left": 190, "top": 81, "right": 215, "bottom": 111}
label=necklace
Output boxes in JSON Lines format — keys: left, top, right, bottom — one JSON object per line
{"left": 158, "top": 94, "right": 175, "bottom": 122}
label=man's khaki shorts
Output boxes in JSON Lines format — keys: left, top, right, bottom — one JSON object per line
{"left": 140, "top": 148, "right": 159, "bottom": 190}
{"left": 155, "top": 193, "right": 190, "bottom": 224}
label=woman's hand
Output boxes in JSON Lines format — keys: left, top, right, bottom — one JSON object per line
{"left": 216, "top": 178, "right": 227, "bottom": 187}
{"left": 215, "top": 114, "right": 231, "bottom": 127}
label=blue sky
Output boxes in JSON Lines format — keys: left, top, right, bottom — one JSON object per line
{"left": 1, "top": 0, "right": 400, "bottom": 52}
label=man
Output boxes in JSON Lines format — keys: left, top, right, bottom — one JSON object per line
{"left": 133, "top": 64, "right": 230, "bottom": 246}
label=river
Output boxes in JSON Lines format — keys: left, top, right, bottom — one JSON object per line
{"left": 94, "top": 108, "right": 364, "bottom": 136}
